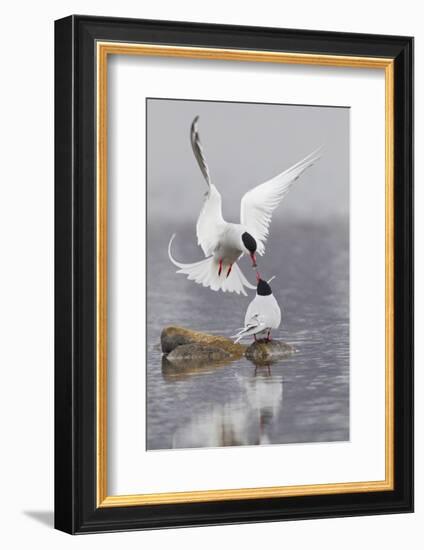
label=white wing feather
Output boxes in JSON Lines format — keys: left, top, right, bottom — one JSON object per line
{"left": 240, "top": 148, "right": 322, "bottom": 255}
{"left": 196, "top": 184, "right": 226, "bottom": 256}
{"left": 190, "top": 116, "right": 226, "bottom": 257}
{"left": 168, "top": 234, "right": 255, "bottom": 295}
{"left": 232, "top": 314, "right": 267, "bottom": 343}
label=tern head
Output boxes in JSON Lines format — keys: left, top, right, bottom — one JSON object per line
{"left": 241, "top": 232, "right": 257, "bottom": 268}
{"left": 256, "top": 277, "right": 273, "bottom": 296}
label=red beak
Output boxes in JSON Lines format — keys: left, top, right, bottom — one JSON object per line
{"left": 250, "top": 252, "right": 257, "bottom": 268}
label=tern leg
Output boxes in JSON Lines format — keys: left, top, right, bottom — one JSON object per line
{"left": 226, "top": 264, "right": 233, "bottom": 278}
{"left": 218, "top": 258, "right": 223, "bottom": 276}
{"left": 266, "top": 330, "right": 272, "bottom": 342}
{"left": 253, "top": 334, "right": 257, "bottom": 343}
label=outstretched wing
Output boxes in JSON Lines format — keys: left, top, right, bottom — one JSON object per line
{"left": 240, "top": 148, "right": 322, "bottom": 255}
{"left": 191, "top": 116, "right": 211, "bottom": 185}
{"left": 190, "top": 116, "right": 226, "bottom": 256}
{"left": 196, "top": 185, "right": 225, "bottom": 257}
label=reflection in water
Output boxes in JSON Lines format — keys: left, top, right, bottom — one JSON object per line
{"left": 170, "top": 365, "right": 283, "bottom": 449}
{"left": 147, "top": 221, "right": 349, "bottom": 450}
{"left": 161, "top": 356, "right": 231, "bottom": 382}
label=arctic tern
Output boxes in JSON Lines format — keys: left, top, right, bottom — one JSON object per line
{"left": 233, "top": 276, "right": 281, "bottom": 342}
{"left": 168, "top": 116, "right": 321, "bottom": 295}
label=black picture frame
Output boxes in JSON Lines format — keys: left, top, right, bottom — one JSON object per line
{"left": 55, "top": 15, "right": 413, "bottom": 534}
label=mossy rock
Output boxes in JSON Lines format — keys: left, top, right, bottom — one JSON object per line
{"left": 161, "top": 326, "right": 245, "bottom": 359}
{"left": 245, "top": 340, "right": 295, "bottom": 363}
{"left": 166, "top": 343, "right": 231, "bottom": 364}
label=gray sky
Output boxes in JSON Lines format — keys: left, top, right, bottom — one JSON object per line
{"left": 147, "top": 98, "right": 349, "bottom": 224}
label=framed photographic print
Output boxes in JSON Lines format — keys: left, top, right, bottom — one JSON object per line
{"left": 54, "top": 15, "right": 413, "bottom": 533}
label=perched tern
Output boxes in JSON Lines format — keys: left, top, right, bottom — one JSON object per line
{"left": 168, "top": 116, "right": 321, "bottom": 295}
{"left": 233, "top": 276, "right": 282, "bottom": 343}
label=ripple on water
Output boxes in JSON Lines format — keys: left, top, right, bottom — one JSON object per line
{"left": 146, "top": 221, "right": 349, "bottom": 450}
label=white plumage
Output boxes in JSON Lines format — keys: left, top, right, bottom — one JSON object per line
{"left": 239, "top": 148, "right": 322, "bottom": 256}
{"left": 233, "top": 279, "right": 282, "bottom": 342}
{"left": 168, "top": 116, "right": 321, "bottom": 294}
{"left": 168, "top": 234, "right": 255, "bottom": 296}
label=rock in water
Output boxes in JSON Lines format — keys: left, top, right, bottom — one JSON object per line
{"left": 166, "top": 344, "right": 230, "bottom": 364}
{"left": 245, "top": 340, "right": 295, "bottom": 363}
{"left": 161, "top": 326, "right": 294, "bottom": 366}
{"left": 161, "top": 326, "right": 245, "bottom": 358}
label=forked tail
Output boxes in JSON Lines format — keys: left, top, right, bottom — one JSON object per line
{"left": 168, "top": 234, "right": 255, "bottom": 296}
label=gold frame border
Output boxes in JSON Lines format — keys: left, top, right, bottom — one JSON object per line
{"left": 96, "top": 42, "right": 395, "bottom": 508}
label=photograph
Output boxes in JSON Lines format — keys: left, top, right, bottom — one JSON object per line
{"left": 146, "top": 98, "right": 350, "bottom": 450}
{"left": 51, "top": 11, "right": 413, "bottom": 536}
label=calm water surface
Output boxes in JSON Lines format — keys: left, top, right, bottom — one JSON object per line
{"left": 146, "top": 220, "right": 349, "bottom": 450}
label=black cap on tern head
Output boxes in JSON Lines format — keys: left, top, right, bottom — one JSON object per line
{"left": 257, "top": 279, "right": 272, "bottom": 296}
{"left": 241, "top": 232, "right": 257, "bottom": 253}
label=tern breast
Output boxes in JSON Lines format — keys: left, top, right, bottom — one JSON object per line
{"left": 245, "top": 294, "right": 282, "bottom": 330}
{"left": 214, "top": 223, "right": 245, "bottom": 265}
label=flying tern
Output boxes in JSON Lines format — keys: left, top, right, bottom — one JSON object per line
{"left": 168, "top": 116, "right": 321, "bottom": 295}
